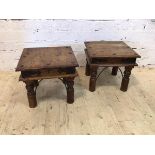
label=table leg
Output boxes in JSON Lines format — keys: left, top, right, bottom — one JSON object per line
{"left": 24, "top": 80, "right": 37, "bottom": 108}
{"left": 89, "top": 66, "right": 98, "bottom": 92}
{"left": 64, "top": 77, "right": 74, "bottom": 104}
{"left": 120, "top": 66, "right": 133, "bottom": 92}
{"left": 85, "top": 60, "right": 90, "bottom": 76}
{"left": 112, "top": 67, "right": 118, "bottom": 76}
{"left": 34, "top": 80, "right": 39, "bottom": 87}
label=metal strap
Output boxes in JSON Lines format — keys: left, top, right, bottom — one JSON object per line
{"left": 96, "top": 67, "right": 108, "bottom": 80}
{"left": 58, "top": 78, "right": 67, "bottom": 89}
{"left": 118, "top": 67, "right": 124, "bottom": 78}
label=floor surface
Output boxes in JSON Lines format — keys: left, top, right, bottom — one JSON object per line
{"left": 0, "top": 67, "right": 155, "bottom": 135}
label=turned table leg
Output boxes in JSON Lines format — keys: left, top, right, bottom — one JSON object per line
{"left": 24, "top": 80, "right": 38, "bottom": 108}
{"left": 112, "top": 67, "right": 118, "bottom": 76}
{"left": 85, "top": 60, "right": 90, "bottom": 76}
{"left": 89, "top": 66, "right": 98, "bottom": 92}
{"left": 120, "top": 66, "right": 133, "bottom": 92}
{"left": 63, "top": 77, "right": 74, "bottom": 104}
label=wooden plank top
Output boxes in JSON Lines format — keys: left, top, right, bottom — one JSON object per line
{"left": 16, "top": 46, "right": 79, "bottom": 71}
{"left": 85, "top": 41, "right": 141, "bottom": 58}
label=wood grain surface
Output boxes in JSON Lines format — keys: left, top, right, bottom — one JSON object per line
{"left": 85, "top": 41, "right": 141, "bottom": 58}
{"left": 16, "top": 46, "right": 79, "bottom": 71}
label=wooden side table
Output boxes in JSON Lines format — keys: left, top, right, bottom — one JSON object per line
{"left": 84, "top": 41, "right": 141, "bottom": 92}
{"left": 16, "top": 46, "right": 79, "bottom": 108}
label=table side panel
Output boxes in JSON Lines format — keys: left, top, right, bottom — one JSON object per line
{"left": 19, "top": 69, "right": 78, "bottom": 81}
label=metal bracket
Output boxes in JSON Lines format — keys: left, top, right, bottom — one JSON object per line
{"left": 38, "top": 79, "right": 43, "bottom": 84}
{"left": 96, "top": 67, "right": 108, "bottom": 80}
{"left": 58, "top": 78, "right": 64, "bottom": 83}
{"left": 34, "top": 79, "right": 43, "bottom": 92}
{"left": 118, "top": 67, "right": 124, "bottom": 78}
{"left": 96, "top": 67, "right": 124, "bottom": 81}
{"left": 34, "top": 83, "right": 38, "bottom": 92}
{"left": 58, "top": 78, "right": 67, "bottom": 89}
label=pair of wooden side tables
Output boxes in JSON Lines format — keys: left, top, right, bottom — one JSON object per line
{"left": 16, "top": 41, "right": 141, "bottom": 108}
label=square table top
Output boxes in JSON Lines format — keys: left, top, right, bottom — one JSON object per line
{"left": 85, "top": 41, "right": 141, "bottom": 59}
{"left": 16, "top": 46, "right": 79, "bottom": 71}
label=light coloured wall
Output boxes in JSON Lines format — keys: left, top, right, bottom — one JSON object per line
{"left": 0, "top": 19, "right": 155, "bottom": 71}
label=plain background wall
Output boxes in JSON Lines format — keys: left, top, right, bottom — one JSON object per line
{"left": 0, "top": 19, "right": 155, "bottom": 71}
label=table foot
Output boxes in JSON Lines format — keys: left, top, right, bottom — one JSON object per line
{"left": 120, "top": 66, "right": 133, "bottom": 92}
{"left": 25, "top": 80, "right": 38, "bottom": 108}
{"left": 63, "top": 77, "right": 74, "bottom": 103}
{"left": 89, "top": 66, "right": 98, "bottom": 92}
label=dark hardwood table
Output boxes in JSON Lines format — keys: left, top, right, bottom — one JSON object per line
{"left": 84, "top": 41, "right": 141, "bottom": 92}
{"left": 16, "top": 46, "right": 79, "bottom": 108}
